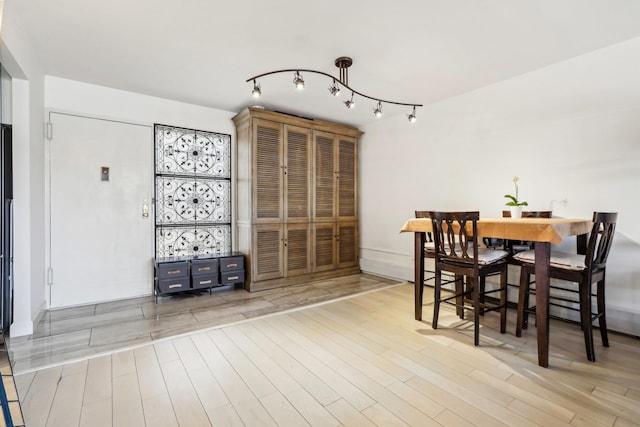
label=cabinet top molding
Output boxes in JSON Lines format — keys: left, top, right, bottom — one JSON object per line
{"left": 232, "top": 107, "right": 363, "bottom": 138}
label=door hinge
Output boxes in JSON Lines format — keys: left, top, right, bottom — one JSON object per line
{"left": 46, "top": 122, "right": 53, "bottom": 140}
{"left": 47, "top": 267, "right": 54, "bottom": 286}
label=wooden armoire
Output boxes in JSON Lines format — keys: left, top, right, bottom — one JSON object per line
{"left": 233, "top": 108, "right": 362, "bottom": 291}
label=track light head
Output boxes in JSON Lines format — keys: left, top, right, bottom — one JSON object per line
{"left": 293, "top": 71, "right": 305, "bottom": 90}
{"left": 407, "top": 106, "right": 417, "bottom": 123}
{"left": 373, "top": 101, "right": 383, "bottom": 118}
{"left": 251, "top": 80, "right": 261, "bottom": 98}
{"left": 344, "top": 92, "right": 355, "bottom": 109}
{"left": 329, "top": 79, "right": 341, "bottom": 96}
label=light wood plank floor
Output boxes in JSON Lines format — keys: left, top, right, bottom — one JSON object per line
{"left": 8, "top": 273, "right": 397, "bottom": 373}
{"left": 12, "top": 279, "right": 640, "bottom": 427}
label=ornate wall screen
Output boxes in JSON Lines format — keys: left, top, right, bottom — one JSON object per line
{"left": 154, "top": 124, "right": 232, "bottom": 257}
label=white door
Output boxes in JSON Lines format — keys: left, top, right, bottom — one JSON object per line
{"left": 49, "top": 113, "right": 154, "bottom": 308}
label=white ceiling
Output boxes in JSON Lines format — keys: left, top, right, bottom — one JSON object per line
{"left": 7, "top": 0, "right": 640, "bottom": 127}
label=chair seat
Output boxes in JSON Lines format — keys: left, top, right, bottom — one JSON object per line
{"left": 429, "top": 242, "right": 506, "bottom": 265}
{"left": 476, "top": 248, "right": 509, "bottom": 265}
{"left": 513, "top": 249, "right": 585, "bottom": 271}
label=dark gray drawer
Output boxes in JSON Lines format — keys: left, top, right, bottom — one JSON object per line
{"left": 221, "top": 270, "right": 245, "bottom": 285}
{"left": 157, "top": 261, "right": 189, "bottom": 279}
{"left": 191, "top": 274, "right": 219, "bottom": 289}
{"left": 220, "top": 256, "right": 244, "bottom": 272}
{"left": 158, "top": 276, "right": 189, "bottom": 293}
{"left": 191, "top": 259, "right": 218, "bottom": 276}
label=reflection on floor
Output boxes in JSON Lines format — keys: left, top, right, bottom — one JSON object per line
{"left": 8, "top": 273, "right": 399, "bottom": 374}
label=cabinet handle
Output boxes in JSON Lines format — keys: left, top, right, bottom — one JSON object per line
{"left": 226, "top": 263, "right": 238, "bottom": 268}
{"left": 168, "top": 284, "right": 182, "bottom": 288}
{"left": 227, "top": 276, "right": 239, "bottom": 281}
{"left": 199, "top": 280, "right": 212, "bottom": 285}
{"left": 167, "top": 270, "right": 181, "bottom": 275}
{"left": 198, "top": 267, "right": 210, "bottom": 271}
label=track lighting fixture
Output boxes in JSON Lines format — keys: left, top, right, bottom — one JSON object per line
{"left": 344, "top": 92, "right": 355, "bottom": 109}
{"left": 251, "top": 80, "right": 261, "bottom": 98}
{"left": 329, "top": 79, "right": 341, "bottom": 96}
{"left": 293, "top": 71, "right": 305, "bottom": 90}
{"left": 246, "top": 56, "right": 422, "bottom": 122}
{"left": 373, "top": 101, "right": 382, "bottom": 118}
{"left": 407, "top": 106, "right": 417, "bottom": 123}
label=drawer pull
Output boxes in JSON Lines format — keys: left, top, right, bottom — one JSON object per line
{"left": 199, "top": 280, "right": 212, "bottom": 285}
{"left": 168, "top": 284, "right": 182, "bottom": 289}
{"left": 167, "top": 270, "right": 181, "bottom": 275}
{"left": 226, "top": 263, "right": 238, "bottom": 268}
{"left": 227, "top": 276, "right": 239, "bottom": 281}
{"left": 198, "top": 267, "right": 210, "bottom": 271}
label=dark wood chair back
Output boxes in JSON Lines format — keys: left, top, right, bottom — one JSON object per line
{"left": 429, "top": 211, "right": 479, "bottom": 266}
{"left": 586, "top": 212, "right": 617, "bottom": 270}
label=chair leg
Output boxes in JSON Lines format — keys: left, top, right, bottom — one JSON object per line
{"left": 455, "top": 274, "right": 464, "bottom": 318}
{"left": 516, "top": 267, "right": 529, "bottom": 337}
{"left": 479, "top": 276, "right": 486, "bottom": 316}
{"left": 418, "top": 272, "right": 425, "bottom": 320}
{"left": 580, "top": 280, "right": 596, "bottom": 362}
{"left": 597, "top": 278, "right": 609, "bottom": 347}
{"left": 479, "top": 276, "right": 485, "bottom": 315}
{"left": 473, "top": 275, "right": 480, "bottom": 346}
{"left": 432, "top": 271, "right": 441, "bottom": 330}
{"left": 499, "top": 269, "right": 507, "bottom": 334}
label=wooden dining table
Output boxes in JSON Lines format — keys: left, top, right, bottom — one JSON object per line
{"left": 401, "top": 216, "right": 593, "bottom": 368}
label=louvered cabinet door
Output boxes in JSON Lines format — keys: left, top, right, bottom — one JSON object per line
{"left": 253, "top": 223, "right": 283, "bottom": 281}
{"left": 313, "top": 222, "right": 336, "bottom": 272}
{"left": 284, "top": 126, "right": 311, "bottom": 223}
{"left": 285, "top": 223, "right": 310, "bottom": 276}
{"left": 253, "top": 119, "right": 283, "bottom": 223}
{"left": 313, "top": 132, "right": 336, "bottom": 222}
{"left": 337, "top": 221, "right": 358, "bottom": 268}
{"left": 337, "top": 136, "right": 357, "bottom": 222}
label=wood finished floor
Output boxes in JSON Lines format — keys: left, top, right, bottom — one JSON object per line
{"left": 11, "top": 277, "right": 640, "bottom": 427}
{"left": 8, "top": 274, "right": 397, "bottom": 374}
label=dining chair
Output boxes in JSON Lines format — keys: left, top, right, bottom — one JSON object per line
{"left": 428, "top": 211, "right": 509, "bottom": 346}
{"left": 415, "top": 210, "right": 459, "bottom": 317}
{"left": 513, "top": 212, "right": 618, "bottom": 361}
{"left": 415, "top": 211, "right": 438, "bottom": 285}
{"left": 414, "top": 211, "right": 456, "bottom": 288}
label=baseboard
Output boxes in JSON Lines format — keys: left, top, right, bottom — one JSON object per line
{"left": 359, "top": 247, "right": 413, "bottom": 282}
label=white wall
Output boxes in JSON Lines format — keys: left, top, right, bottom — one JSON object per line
{"left": 1, "top": 0, "right": 47, "bottom": 337}
{"left": 359, "top": 37, "right": 640, "bottom": 336}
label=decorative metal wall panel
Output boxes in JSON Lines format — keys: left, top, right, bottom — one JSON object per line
{"left": 155, "top": 225, "right": 232, "bottom": 258}
{"left": 155, "top": 177, "right": 231, "bottom": 224}
{"left": 155, "top": 125, "right": 231, "bottom": 178}
{"left": 154, "top": 124, "right": 232, "bottom": 258}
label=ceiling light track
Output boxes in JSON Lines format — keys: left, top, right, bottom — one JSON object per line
{"left": 246, "top": 57, "right": 422, "bottom": 121}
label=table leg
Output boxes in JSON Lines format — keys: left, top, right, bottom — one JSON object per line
{"left": 414, "top": 231, "right": 425, "bottom": 321}
{"left": 534, "top": 241, "right": 551, "bottom": 368}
